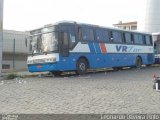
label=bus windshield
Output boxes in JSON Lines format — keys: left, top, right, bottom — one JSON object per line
{"left": 29, "top": 32, "right": 58, "bottom": 54}
{"left": 41, "top": 32, "right": 58, "bottom": 52}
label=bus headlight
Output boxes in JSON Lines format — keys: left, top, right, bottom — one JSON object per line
{"left": 45, "top": 57, "right": 56, "bottom": 63}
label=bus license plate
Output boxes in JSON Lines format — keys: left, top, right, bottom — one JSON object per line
{"left": 37, "top": 64, "right": 42, "bottom": 68}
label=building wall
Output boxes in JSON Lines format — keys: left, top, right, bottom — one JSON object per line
{"left": 2, "top": 60, "right": 27, "bottom": 70}
{"left": 2, "top": 53, "right": 27, "bottom": 70}
{"left": 2, "top": 30, "right": 29, "bottom": 71}
{"left": 3, "top": 30, "right": 29, "bottom": 53}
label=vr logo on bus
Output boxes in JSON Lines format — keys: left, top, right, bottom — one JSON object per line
{"left": 116, "top": 45, "right": 141, "bottom": 53}
{"left": 116, "top": 45, "right": 127, "bottom": 52}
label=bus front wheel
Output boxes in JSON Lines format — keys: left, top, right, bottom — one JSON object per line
{"left": 76, "top": 58, "right": 88, "bottom": 75}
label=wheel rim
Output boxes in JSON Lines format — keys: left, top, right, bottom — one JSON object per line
{"left": 76, "top": 58, "right": 88, "bottom": 75}
{"left": 79, "top": 62, "right": 86, "bottom": 71}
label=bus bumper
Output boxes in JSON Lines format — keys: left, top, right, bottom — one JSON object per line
{"left": 28, "top": 63, "right": 59, "bottom": 72}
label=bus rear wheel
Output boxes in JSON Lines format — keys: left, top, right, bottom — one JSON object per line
{"left": 135, "top": 57, "right": 142, "bottom": 68}
{"left": 76, "top": 58, "right": 88, "bottom": 75}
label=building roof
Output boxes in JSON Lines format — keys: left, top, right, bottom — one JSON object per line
{"left": 113, "top": 21, "right": 137, "bottom": 26}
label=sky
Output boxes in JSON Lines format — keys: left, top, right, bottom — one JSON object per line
{"left": 3, "top": 0, "right": 146, "bottom": 31}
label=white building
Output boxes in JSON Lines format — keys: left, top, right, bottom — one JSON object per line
{"left": 113, "top": 21, "right": 137, "bottom": 31}
{"left": 2, "top": 30, "right": 29, "bottom": 71}
{"left": 138, "top": 0, "right": 160, "bottom": 33}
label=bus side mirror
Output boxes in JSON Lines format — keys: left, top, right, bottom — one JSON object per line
{"left": 25, "top": 37, "right": 28, "bottom": 47}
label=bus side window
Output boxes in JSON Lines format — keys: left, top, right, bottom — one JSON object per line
{"left": 145, "top": 35, "right": 152, "bottom": 45}
{"left": 68, "top": 27, "right": 76, "bottom": 49}
{"left": 82, "top": 27, "right": 94, "bottom": 41}
{"left": 124, "top": 32, "right": 132, "bottom": 44}
{"left": 95, "top": 29, "right": 102, "bottom": 41}
{"left": 131, "top": 34, "right": 134, "bottom": 44}
{"left": 104, "top": 30, "right": 110, "bottom": 42}
{"left": 122, "top": 33, "right": 126, "bottom": 43}
{"left": 78, "top": 27, "right": 82, "bottom": 41}
{"left": 95, "top": 29, "right": 109, "bottom": 42}
{"left": 62, "top": 32, "right": 69, "bottom": 46}
{"left": 133, "top": 34, "right": 139, "bottom": 44}
{"left": 143, "top": 35, "right": 146, "bottom": 45}
{"left": 110, "top": 31, "right": 113, "bottom": 42}
{"left": 134, "top": 34, "right": 143, "bottom": 45}
{"left": 112, "top": 31, "right": 122, "bottom": 43}
{"left": 138, "top": 35, "right": 143, "bottom": 45}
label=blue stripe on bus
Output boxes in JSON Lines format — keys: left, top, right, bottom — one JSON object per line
{"left": 94, "top": 43, "right": 101, "bottom": 53}
{"left": 88, "top": 43, "right": 96, "bottom": 53}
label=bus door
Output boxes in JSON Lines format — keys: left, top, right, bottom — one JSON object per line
{"left": 60, "top": 31, "right": 69, "bottom": 57}
{"left": 59, "top": 25, "right": 77, "bottom": 57}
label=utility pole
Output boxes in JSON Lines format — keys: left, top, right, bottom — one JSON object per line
{"left": 0, "top": 0, "right": 4, "bottom": 75}
{"left": 13, "top": 39, "right": 15, "bottom": 70}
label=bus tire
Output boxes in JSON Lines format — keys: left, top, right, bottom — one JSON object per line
{"left": 135, "top": 57, "right": 142, "bottom": 68}
{"left": 76, "top": 58, "right": 88, "bottom": 75}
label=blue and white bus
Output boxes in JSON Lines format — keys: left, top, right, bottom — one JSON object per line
{"left": 152, "top": 33, "right": 160, "bottom": 64}
{"left": 27, "top": 21, "right": 154, "bottom": 75}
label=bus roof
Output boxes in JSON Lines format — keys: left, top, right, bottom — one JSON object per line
{"left": 30, "top": 20, "right": 152, "bottom": 35}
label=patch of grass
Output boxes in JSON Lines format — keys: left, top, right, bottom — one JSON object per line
{"left": 6, "top": 73, "right": 18, "bottom": 80}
